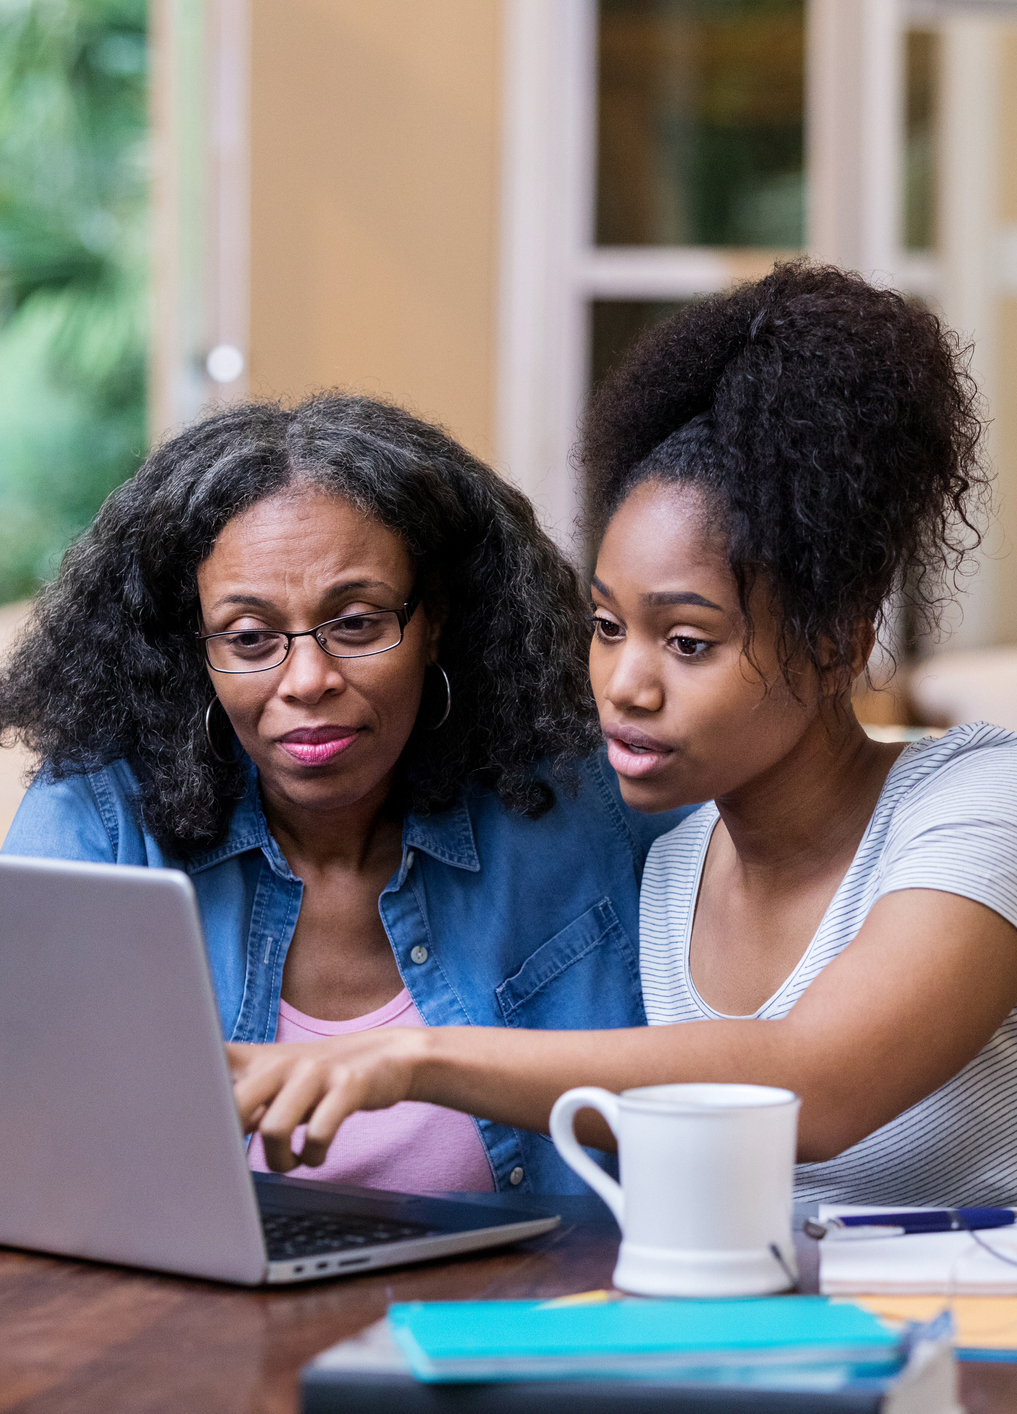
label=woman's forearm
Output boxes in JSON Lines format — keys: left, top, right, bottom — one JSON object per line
{"left": 416, "top": 1019, "right": 819, "bottom": 1153}
{"left": 410, "top": 892, "right": 1017, "bottom": 1163}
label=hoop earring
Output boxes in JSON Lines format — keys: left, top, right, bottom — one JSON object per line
{"left": 429, "top": 663, "right": 451, "bottom": 731}
{"left": 204, "top": 698, "right": 237, "bottom": 764}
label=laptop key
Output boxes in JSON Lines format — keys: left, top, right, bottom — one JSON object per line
{"left": 261, "top": 1208, "right": 436, "bottom": 1261}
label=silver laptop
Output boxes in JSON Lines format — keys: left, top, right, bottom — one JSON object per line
{"left": 0, "top": 855, "right": 558, "bottom": 1284}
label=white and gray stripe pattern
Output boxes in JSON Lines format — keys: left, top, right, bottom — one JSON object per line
{"left": 639, "top": 722, "right": 1017, "bottom": 1206}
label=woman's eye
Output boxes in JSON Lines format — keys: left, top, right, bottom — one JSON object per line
{"left": 326, "top": 614, "right": 385, "bottom": 642}
{"left": 222, "top": 631, "right": 283, "bottom": 660}
{"left": 591, "top": 615, "right": 624, "bottom": 641}
{"left": 670, "top": 635, "right": 711, "bottom": 658}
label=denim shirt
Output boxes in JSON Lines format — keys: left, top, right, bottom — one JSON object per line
{"left": 2, "top": 752, "right": 689, "bottom": 1193}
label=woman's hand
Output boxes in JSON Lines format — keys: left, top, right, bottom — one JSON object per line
{"left": 226, "top": 1026, "right": 432, "bottom": 1172}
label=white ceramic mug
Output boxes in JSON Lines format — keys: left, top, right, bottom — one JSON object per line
{"left": 550, "top": 1082, "right": 801, "bottom": 1297}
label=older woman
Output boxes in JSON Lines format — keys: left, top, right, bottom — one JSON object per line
{"left": 0, "top": 393, "right": 686, "bottom": 1195}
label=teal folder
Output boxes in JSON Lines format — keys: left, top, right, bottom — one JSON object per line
{"left": 386, "top": 1296, "right": 901, "bottom": 1383}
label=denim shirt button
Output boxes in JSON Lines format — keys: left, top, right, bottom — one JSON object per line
{"left": 410, "top": 944, "right": 429, "bottom": 965}
{"left": 405, "top": 849, "right": 415, "bottom": 869}
{"left": 509, "top": 1166, "right": 524, "bottom": 1186}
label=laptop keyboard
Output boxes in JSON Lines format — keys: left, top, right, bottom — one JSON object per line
{"left": 260, "top": 1208, "right": 436, "bottom": 1261}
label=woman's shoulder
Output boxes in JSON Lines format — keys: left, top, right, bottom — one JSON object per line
{"left": 871, "top": 723, "right": 1017, "bottom": 923}
{"left": 1, "top": 759, "right": 157, "bottom": 864}
{"left": 884, "top": 722, "right": 1017, "bottom": 816}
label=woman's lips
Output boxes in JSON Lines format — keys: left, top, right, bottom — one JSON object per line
{"left": 603, "top": 724, "right": 675, "bottom": 781}
{"left": 277, "top": 726, "right": 360, "bottom": 766}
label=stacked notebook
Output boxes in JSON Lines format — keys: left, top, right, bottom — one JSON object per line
{"left": 301, "top": 1296, "right": 960, "bottom": 1413}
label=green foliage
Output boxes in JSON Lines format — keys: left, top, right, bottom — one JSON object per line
{"left": 0, "top": 0, "right": 147, "bottom": 603}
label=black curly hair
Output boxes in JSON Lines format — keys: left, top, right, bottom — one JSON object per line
{"left": 583, "top": 260, "right": 989, "bottom": 677}
{"left": 0, "top": 393, "right": 599, "bottom": 856}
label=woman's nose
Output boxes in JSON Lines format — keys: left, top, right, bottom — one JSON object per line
{"left": 276, "top": 636, "right": 348, "bottom": 702}
{"left": 604, "top": 641, "right": 665, "bottom": 715}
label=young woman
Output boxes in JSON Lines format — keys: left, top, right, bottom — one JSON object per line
{"left": 0, "top": 393, "right": 688, "bottom": 1195}
{"left": 230, "top": 263, "right": 1017, "bottom": 1206}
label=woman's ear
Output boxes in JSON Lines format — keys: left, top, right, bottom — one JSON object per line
{"left": 816, "top": 620, "right": 876, "bottom": 696}
{"left": 850, "top": 620, "right": 877, "bottom": 681}
{"left": 421, "top": 590, "right": 448, "bottom": 664}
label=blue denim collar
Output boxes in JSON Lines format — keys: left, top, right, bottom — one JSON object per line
{"left": 184, "top": 760, "right": 480, "bottom": 876}
{"left": 403, "top": 801, "right": 480, "bottom": 872}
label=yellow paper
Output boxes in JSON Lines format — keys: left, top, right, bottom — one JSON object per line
{"left": 538, "top": 1290, "right": 620, "bottom": 1309}
{"left": 852, "top": 1294, "right": 1017, "bottom": 1351}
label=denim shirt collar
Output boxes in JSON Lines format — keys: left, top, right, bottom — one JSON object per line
{"left": 403, "top": 803, "right": 479, "bottom": 872}
{"left": 183, "top": 760, "right": 480, "bottom": 876}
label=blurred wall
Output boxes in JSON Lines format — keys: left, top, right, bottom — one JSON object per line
{"left": 247, "top": 0, "right": 502, "bottom": 463}
{"left": 998, "top": 32, "right": 1017, "bottom": 645}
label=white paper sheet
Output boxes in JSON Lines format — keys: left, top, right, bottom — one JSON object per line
{"left": 818, "top": 1205, "right": 1017, "bottom": 1296}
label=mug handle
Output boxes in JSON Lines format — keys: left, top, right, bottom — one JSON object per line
{"left": 549, "top": 1087, "right": 624, "bottom": 1226}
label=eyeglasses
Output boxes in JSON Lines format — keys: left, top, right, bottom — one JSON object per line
{"left": 199, "top": 594, "right": 420, "bottom": 674}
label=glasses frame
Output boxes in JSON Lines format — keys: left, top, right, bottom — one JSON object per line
{"left": 198, "top": 592, "right": 421, "bottom": 675}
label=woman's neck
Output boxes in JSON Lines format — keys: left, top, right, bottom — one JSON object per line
{"left": 260, "top": 771, "right": 400, "bottom": 873}
{"left": 714, "top": 705, "right": 906, "bottom": 890}
{"left": 261, "top": 769, "right": 408, "bottom": 1022}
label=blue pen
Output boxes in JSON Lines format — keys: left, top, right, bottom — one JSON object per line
{"left": 804, "top": 1207, "right": 1017, "bottom": 1241}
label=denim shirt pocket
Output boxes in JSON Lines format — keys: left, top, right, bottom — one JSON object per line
{"left": 495, "top": 897, "right": 644, "bottom": 1030}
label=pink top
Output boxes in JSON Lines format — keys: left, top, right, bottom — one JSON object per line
{"left": 246, "top": 990, "right": 495, "bottom": 1193}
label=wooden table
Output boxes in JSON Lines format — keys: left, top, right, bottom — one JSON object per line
{"left": 0, "top": 1196, "right": 1013, "bottom": 1413}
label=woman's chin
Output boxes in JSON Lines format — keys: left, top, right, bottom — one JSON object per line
{"left": 614, "top": 766, "right": 690, "bottom": 815}
{"left": 257, "top": 755, "right": 379, "bottom": 815}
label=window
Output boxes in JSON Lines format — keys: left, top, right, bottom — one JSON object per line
{"left": 903, "top": 27, "right": 938, "bottom": 253}
{"left": 590, "top": 0, "right": 805, "bottom": 461}
{"left": 597, "top": 0, "right": 805, "bottom": 250}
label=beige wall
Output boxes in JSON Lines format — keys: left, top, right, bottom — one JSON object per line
{"left": 996, "top": 33, "right": 1017, "bottom": 644}
{"left": 1000, "top": 296, "right": 1017, "bottom": 645}
{"left": 248, "top": 0, "right": 502, "bottom": 464}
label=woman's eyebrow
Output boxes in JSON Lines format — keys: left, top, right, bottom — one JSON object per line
{"left": 644, "top": 589, "right": 723, "bottom": 611}
{"left": 208, "top": 593, "right": 277, "bottom": 613}
{"left": 590, "top": 575, "right": 613, "bottom": 599}
{"left": 208, "top": 579, "right": 393, "bottom": 614}
{"left": 590, "top": 577, "right": 722, "bottom": 612}
{"left": 319, "top": 578, "right": 394, "bottom": 600}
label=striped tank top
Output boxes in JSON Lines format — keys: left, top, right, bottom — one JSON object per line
{"left": 639, "top": 722, "right": 1017, "bottom": 1206}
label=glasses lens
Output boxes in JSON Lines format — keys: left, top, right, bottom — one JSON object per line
{"left": 318, "top": 611, "right": 402, "bottom": 658}
{"left": 206, "top": 630, "right": 289, "bottom": 672}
